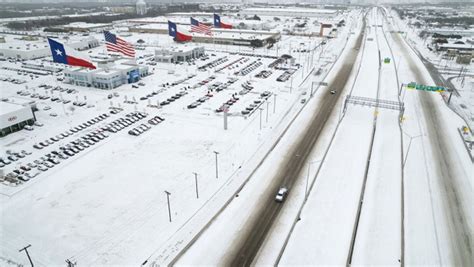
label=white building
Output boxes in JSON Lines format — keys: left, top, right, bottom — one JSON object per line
{"left": 136, "top": 0, "right": 147, "bottom": 15}
{"left": 240, "top": 7, "right": 338, "bottom": 18}
{"left": 155, "top": 45, "right": 205, "bottom": 63}
{"left": 0, "top": 101, "right": 35, "bottom": 137}
{"left": 0, "top": 36, "right": 99, "bottom": 60}
{"left": 63, "top": 60, "right": 149, "bottom": 89}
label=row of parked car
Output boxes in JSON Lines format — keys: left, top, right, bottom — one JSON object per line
{"left": 236, "top": 60, "right": 263, "bottom": 76}
{"left": 160, "top": 90, "right": 188, "bottom": 106}
{"left": 255, "top": 70, "right": 273, "bottom": 79}
{"left": 215, "top": 56, "right": 247, "bottom": 72}
{"left": 33, "top": 113, "right": 110, "bottom": 150}
{"left": 2, "top": 129, "right": 111, "bottom": 186}
{"left": 198, "top": 56, "right": 228, "bottom": 71}
{"left": 241, "top": 91, "right": 272, "bottom": 115}
{"left": 187, "top": 91, "right": 214, "bottom": 109}
{"left": 216, "top": 94, "right": 240, "bottom": 113}
{"left": 103, "top": 112, "right": 148, "bottom": 133}
{"left": 128, "top": 116, "right": 164, "bottom": 136}
{"left": 276, "top": 67, "right": 298, "bottom": 82}
{"left": 0, "top": 150, "right": 32, "bottom": 168}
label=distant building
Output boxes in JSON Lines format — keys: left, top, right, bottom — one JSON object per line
{"left": 0, "top": 36, "right": 99, "bottom": 60}
{"left": 62, "top": 22, "right": 113, "bottom": 33}
{"left": 130, "top": 24, "right": 280, "bottom": 47}
{"left": 63, "top": 59, "right": 149, "bottom": 89}
{"left": 136, "top": 0, "right": 147, "bottom": 15}
{"left": 0, "top": 100, "right": 36, "bottom": 138}
{"left": 239, "top": 7, "right": 338, "bottom": 18}
{"left": 155, "top": 45, "right": 205, "bottom": 63}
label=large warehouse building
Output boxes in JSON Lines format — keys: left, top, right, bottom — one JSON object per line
{"left": 129, "top": 24, "right": 280, "bottom": 47}
{"left": 0, "top": 101, "right": 36, "bottom": 137}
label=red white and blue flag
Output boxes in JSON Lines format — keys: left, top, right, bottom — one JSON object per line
{"left": 168, "top": 21, "right": 192, "bottom": 42}
{"left": 47, "top": 38, "right": 96, "bottom": 69}
{"left": 213, "top": 14, "right": 232, "bottom": 29}
{"left": 104, "top": 31, "right": 135, "bottom": 58}
{"left": 190, "top": 17, "right": 212, "bottom": 36}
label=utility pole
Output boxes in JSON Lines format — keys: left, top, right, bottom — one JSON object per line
{"left": 19, "top": 244, "right": 34, "bottom": 267}
{"left": 266, "top": 101, "right": 269, "bottom": 123}
{"left": 213, "top": 151, "right": 219, "bottom": 179}
{"left": 164, "top": 191, "right": 172, "bottom": 222}
{"left": 273, "top": 94, "right": 277, "bottom": 114}
{"left": 193, "top": 172, "right": 199, "bottom": 199}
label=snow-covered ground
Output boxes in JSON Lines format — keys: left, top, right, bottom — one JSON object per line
{"left": 0, "top": 10, "right": 350, "bottom": 266}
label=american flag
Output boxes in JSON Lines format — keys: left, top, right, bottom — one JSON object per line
{"left": 104, "top": 31, "right": 135, "bottom": 58}
{"left": 190, "top": 17, "right": 212, "bottom": 36}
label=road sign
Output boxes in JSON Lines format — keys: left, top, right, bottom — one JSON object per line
{"left": 406, "top": 82, "right": 445, "bottom": 92}
{"left": 384, "top": 57, "right": 391, "bottom": 64}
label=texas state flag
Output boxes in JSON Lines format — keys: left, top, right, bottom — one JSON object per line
{"left": 168, "top": 21, "right": 192, "bottom": 42}
{"left": 47, "top": 38, "right": 96, "bottom": 69}
{"left": 213, "top": 14, "right": 232, "bottom": 29}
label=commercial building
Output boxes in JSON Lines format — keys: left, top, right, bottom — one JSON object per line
{"left": 129, "top": 24, "right": 280, "bottom": 47}
{"left": 0, "top": 101, "right": 36, "bottom": 137}
{"left": 62, "top": 22, "right": 113, "bottom": 33}
{"left": 239, "top": 7, "right": 338, "bottom": 18}
{"left": 155, "top": 45, "right": 205, "bottom": 63}
{"left": 0, "top": 36, "right": 100, "bottom": 60}
{"left": 63, "top": 60, "right": 149, "bottom": 89}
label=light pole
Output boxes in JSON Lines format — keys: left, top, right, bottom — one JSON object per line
{"left": 19, "top": 244, "right": 34, "bottom": 267}
{"left": 193, "top": 172, "right": 199, "bottom": 199}
{"left": 213, "top": 151, "right": 219, "bottom": 179}
{"left": 266, "top": 101, "right": 269, "bottom": 123}
{"left": 259, "top": 108, "right": 263, "bottom": 130}
{"left": 402, "top": 133, "right": 423, "bottom": 169}
{"left": 273, "top": 94, "right": 277, "bottom": 114}
{"left": 164, "top": 191, "right": 172, "bottom": 222}
{"left": 306, "top": 159, "right": 322, "bottom": 200}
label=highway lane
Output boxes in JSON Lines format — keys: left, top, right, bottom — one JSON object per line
{"left": 389, "top": 17, "right": 472, "bottom": 266}
{"left": 228, "top": 15, "right": 368, "bottom": 267}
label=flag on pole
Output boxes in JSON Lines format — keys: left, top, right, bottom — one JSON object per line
{"left": 213, "top": 14, "right": 232, "bottom": 29}
{"left": 190, "top": 17, "right": 212, "bottom": 36}
{"left": 168, "top": 21, "right": 192, "bottom": 42}
{"left": 47, "top": 38, "right": 96, "bottom": 69}
{"left": 104, "top": 31, "right": 135, "bottom": 58}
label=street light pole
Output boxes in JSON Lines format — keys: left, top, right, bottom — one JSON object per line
{"left": 19, "top": 244, "right": 34, "bottom": 267}
{"left": 273, "top": 94, "right": 277, "bottom": 114}
{"left": 213, "top": 151, "right": 219, "bottom": 179}
{"left": 403, "top": 133, "right": 423, "bottom": 169}
{"left": 306, "top": 159, "right": 322, "bottom": 200}
{"left": 259, "top": 108, "right": 263, "bottom": 130}
{"left": 266, "top": 101, "right": 269, "bottom": 123}
{"left": 193, "top": 172, "right": 199, "bottom": 199}
{"left": 164, "top": 191, "right": 172, "bottom": 222}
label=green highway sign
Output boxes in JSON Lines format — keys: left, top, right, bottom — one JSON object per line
{"left": 406, "top": 82, "right": 445, "bottom": 92}
{"left": 384, "top": 57, "right": 391, "bottom": 64}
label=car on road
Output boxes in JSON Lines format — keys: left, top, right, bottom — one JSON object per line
{"left": 275, "top": 187, "right": 289, "bottom": 202}
{"left": 330, "top": 90, "right": 336, "bottom": 94}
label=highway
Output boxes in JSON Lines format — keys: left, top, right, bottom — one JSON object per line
{"left": 227, "top": 14, "right": 367, "bottom": 266}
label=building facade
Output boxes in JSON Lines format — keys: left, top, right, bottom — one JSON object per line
{"left": 155, "top": 46, "right": 205, "bottom": 63}
{"left": 63, "top": 60, "right": 149, "bottom": 89}
{"left": 0, "top": 101, "right": 35, "bottom": 137}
